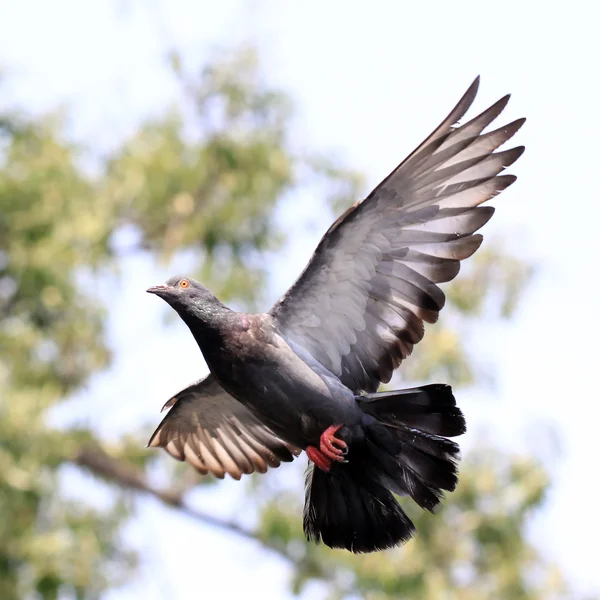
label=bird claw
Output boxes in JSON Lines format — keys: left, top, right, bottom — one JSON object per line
{"left": 320, "top": 424, "right": 348, "bottom": 462}
{"left": 306, "top": 425, "right": 349, "bottom": 472}
{"left": 306, "top": 446, "right": 333, "bottom": 472}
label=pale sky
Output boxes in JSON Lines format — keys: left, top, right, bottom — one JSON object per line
{"left": 1, "top": 1, "right": 599, "bottom": 598}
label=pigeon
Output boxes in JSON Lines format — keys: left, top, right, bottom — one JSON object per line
{"left": 146, "top": 76, "right": 525, "bottom": 553}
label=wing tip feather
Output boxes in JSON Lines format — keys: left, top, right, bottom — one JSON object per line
{"left": 161, "top": 396, "right": 177, "bottom": 413}
{"left": 452, "top": 76, "right": 480, "bottom": 124}
{"left": 147, "top": 426, "right": 162, "bottom": 448}
{"left": 467, "top": 75, "right": 481, "bottom": 99}
{"left": 495, "top": 173, "right": 518, "bottom": 192}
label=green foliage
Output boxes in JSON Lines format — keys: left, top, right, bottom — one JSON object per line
{"left": 0, "top": 114, "right": 111, "bottom": 394}
{"left": 0, "top": 111, "right": 125, "bottom": 599}
{"left": 104, "top": 50, "right": 296, "bottom": 304}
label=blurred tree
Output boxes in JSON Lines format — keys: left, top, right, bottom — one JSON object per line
{"left": 0, "top": 43, "right": 572, "bottom": 600}
{"left": 0, "top": 111, "right": 130, "bottom": 599}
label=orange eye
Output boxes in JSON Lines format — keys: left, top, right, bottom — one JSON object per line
{"left": 179, "top": 279, "right": 190, "bottom": 289}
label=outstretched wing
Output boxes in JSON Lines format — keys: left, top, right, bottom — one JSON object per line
{"left": 270, "top": 77, "right": 525, "bottom": 393}
{"left": 148, "top": 375, "right": 301, "bottom": 479}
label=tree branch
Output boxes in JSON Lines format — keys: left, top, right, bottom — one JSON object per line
{"left": 73, "top": 444, "right": 296, "bottom": 563}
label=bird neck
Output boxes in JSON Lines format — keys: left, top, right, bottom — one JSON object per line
{"left": 177, "top": 301, "right": 231, "bottom": 351}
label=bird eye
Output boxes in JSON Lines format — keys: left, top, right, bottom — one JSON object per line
{"left": 179, "top": 279, "right": 190, "bottom": 289}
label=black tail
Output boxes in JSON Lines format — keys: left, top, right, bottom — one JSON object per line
{"left": 303, "top": 384, "right": 465, "bottom": 553}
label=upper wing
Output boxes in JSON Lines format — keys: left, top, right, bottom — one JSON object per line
{"left": 147, "top": 374, "right": 301, "bottom": 479}
{"left": 270, "top": 77, "right": 525, "bottom": 393}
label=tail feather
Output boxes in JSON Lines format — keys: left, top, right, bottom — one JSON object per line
{"left": 359, "top": 383, "right": 466, "bottom": 437}
{"left": 303, "top": 384, "right": 464, "bottom": 553}
{"left": 304, "top": 459, "right": 416, "bottom": 553}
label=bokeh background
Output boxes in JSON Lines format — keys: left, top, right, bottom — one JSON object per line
{"left": 1, "top": 1, "right": 598, "bottom": 599}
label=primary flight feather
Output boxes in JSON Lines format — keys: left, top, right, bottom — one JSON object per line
{"left": 146, "top": 76, "right": 525, "bottom": 553}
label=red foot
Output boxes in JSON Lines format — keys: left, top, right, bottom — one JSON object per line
{"left": 306, "top": 425, "right": 348, "bottom": 472}
{"left": 320, "top": 424, "right": 347, "bottom": 461}
{"left": 306, "top": 446, "right": 332, "bottom": 472}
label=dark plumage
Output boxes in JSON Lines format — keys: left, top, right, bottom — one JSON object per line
{"left": 146, "top": 77, "right": 525, "bottom": 553}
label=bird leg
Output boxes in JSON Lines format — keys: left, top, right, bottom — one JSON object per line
{"left": 320, "top": 424, "right": 348, "bottom": 461}
{"left": 306, "top": 424, "right": 349, "bottom": 471}
{"left": 306, "top": 446, "right": 333, "bottom": 472}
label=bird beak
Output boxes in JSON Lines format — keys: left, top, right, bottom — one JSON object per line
{"left": 146, "top": 284, "right": 171, "bottom": 296}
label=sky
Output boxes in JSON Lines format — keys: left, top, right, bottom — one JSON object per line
{"left": 1, "top": 0, "right": 599, "bottom": 598}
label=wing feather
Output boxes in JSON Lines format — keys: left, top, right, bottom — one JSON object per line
{"left": 270, "top": 78, "right": 525, "bottom": 392}
{"left": 148, "top": 375, "right": 300, "bottom": 479}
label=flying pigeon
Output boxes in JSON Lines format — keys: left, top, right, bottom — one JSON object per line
{"left": 146, "top": 76, "right": 525, "bottom": 553}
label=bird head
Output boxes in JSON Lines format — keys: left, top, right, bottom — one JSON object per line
{"left": 147, "top": 276, "right": 219, "bottom": 314}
